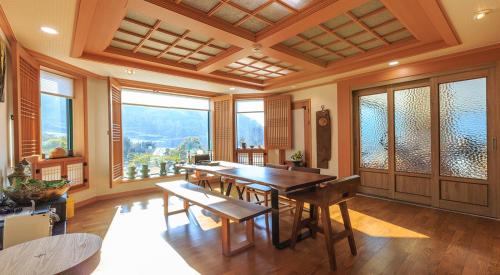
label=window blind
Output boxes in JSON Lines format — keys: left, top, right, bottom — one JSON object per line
{"left": 122, "top": 89, "right": 210, "bottom": 110}
{"left": 40, "top": 70, "right": 74, "bottom": 98}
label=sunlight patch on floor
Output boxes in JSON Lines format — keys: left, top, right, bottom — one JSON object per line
{"left": 333, "top": 209, "right": 429, "bottom": 239}
{"left": 92, "top": 201, "right": 199, "bottom": 275}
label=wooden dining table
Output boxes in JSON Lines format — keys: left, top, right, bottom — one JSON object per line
{"left": 178, "top": 161, "right": 336, "bottom": 249}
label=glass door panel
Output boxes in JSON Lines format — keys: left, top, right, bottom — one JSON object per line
{"left": 439, "top": 78, "right": 487, "bottom": 180}
{"left": 394, "top": 86, "right": 432, "bottom": 174}
{"left": 359, "top": 93, "right": 388, "bottom": 169}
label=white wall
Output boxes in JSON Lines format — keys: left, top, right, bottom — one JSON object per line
{"left": 268, "top": 83, "right": 339, "bottom": 177}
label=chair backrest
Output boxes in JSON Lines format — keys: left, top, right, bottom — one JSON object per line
{"left": 290, "top": 166, "right": 321, "bottom": 174}
{"left": 3, "top": 213, "right": 51, "bottom": 248}
{"left": 319, "top": 175, "right": 360, "bottom": 206}
{"left": 265, "top": 163, "right": 288, "bottom": 170}
{"left": 194, "top": 154, "right": 210, "bottom": 164}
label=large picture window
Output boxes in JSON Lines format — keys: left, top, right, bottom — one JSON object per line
{"left": 235, "top": 99, "right": 265, "bottom": 149}
{"left": 121, "top": 89, "right": 210, "bottom": 176}
{"left": 40, "top": 71, "right": 73, "bottom": 156}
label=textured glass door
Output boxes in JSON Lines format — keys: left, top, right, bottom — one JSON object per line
{"left": 439, "top": 78, "right": 487, "bottom": 180}
{"left": 359, "top": 93, "right": 388, "bottom": 169}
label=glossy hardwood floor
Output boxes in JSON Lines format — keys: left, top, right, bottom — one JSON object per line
{"left": 68, "top": 190, "right": 500, "bottom": 274}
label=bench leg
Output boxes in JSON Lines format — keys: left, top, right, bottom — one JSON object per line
{"left": 339, "top": 201, "right": 357, "bottom": 256}
{"left": 163, "top": 191, "right": 169, "bottom": 216}
{"left": 184, "top": 199, "right": 190, "bottom": 210}
{"left": 221, "top": 218, "right": 255, "bottom": 257}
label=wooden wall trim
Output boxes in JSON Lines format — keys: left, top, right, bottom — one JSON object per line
{"left": 26, "top": 49, "right": 104, "bottom": 79}
{"left": 116, "top": 78, "right": 223, "bottom": 97}
{"left": 292, "top": 99, "right": 312, "bottom": 168}
{"left": 337, "top": 43, "right": 500, "bottom": 178}
{"left": 70, "top": 0, "right": 98, "bottom": 57}
{"left": 0, "top": 4, "right": 16, "bottom": 45}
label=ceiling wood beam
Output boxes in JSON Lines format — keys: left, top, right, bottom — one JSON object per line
{"left": 346, "top": 12, "right": 389, "bottom": 45}
{"left": 80, "top": 51, "right": 264, "bottom": 90}
{"left": 133, "top": 20, "right": 161, "bottom": 53}
{"left": 380, "top": 0, "right": 441, "bottom": 42}
{"left": 417, "top": 0, "right": 460, "bottom": 45}
{"left": 257, "top": 0, "right": 367, "bottom": 46}
{"left": 197, "top": 47, "right": 250, "bottom": 73}
{"left": 70, "top": 0, "right": 98, "bottom": 57}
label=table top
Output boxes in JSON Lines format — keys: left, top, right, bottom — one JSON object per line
{"left": 0, "top": 233, "right": 102, "bottom": 274}
{"left": 217, "top": 166, "right": 336, "bottom": 192}
{"left": 180, "top": 162, "right": 336, "bottom": 192}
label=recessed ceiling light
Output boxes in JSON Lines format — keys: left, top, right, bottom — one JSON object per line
{"left": 40, "top": 26, "right": 58, "bottom": 35}
{"left": 126, "top": 68, "right": 135, "bottom": 75}
{"left": 388, "top": 60, "right": 399, "bottom": 66}
{"left": 229, "top": 87, "right": 236, "bottom": 91}
{"left": 473, "top": 9, "right": 491, "bottom": 20}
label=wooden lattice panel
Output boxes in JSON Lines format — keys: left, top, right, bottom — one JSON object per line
{"left": 279, "top": 0, "right": 414, "bottom": 64}
{"left": 216, "top": 55, "right": 301, "bottom": 81}
{"left": 109, "top": 11, "right": 233, "bottom": 67}
{"left": 18, "top": 58, "right": 40, "bottom": 158}
{"left": 175, "top": 0, "right": 318, "bottom": 34}
{"left": 213, "top": 96, "right": 234, "bottom": 161}
{"left": 265, "top": 95, "right": 292, "bottom": 150}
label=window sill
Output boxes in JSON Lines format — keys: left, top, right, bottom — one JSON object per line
{"left": 37, "top": 156, "right": 85, "bottom": 164}
{"left": 114, "top": 173, "right": 186, "bottom": 185}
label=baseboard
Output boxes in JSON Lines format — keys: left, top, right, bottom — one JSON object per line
{"left": 75, "top": 187, "right": 160, "bottom": 209}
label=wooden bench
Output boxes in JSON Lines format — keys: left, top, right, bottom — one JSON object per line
{"left": 156, "top": 180, "right": 270, "bottom": 256}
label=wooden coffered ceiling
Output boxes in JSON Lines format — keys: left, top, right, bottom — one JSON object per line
{"left": 72, "top": 0, "right": 459, "bottom": 90}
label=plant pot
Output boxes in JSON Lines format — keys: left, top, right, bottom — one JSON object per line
{"left": 127, "top": 166, "right": 137, "bottom": 179}
{"left": 241, "top": 142, "right": 247, "bottom": 149}
{"left": 141, "top": 164, "right": 150, "bottom": 178}
{"left": 159, "top": 162, "right": 168, "bottom": 176}
{"left": 173, "top": 163, "right": 181, "bottom": 175}
{"left": 291, "top": 160, "right": 303, "bottom": 167}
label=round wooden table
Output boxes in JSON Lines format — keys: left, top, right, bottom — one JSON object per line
{"left": 0, "top": 233, "right": 102, "bottom": 274}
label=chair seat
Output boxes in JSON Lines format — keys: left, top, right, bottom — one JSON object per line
{"left": 247, "top": 183, "right": 271, "bottom": 192}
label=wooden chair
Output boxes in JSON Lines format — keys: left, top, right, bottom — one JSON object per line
{"left": 290, "top": 166, "right": 321, "bottom": 174}
{"left": 288, "top": 175, "right": 360, "bottom": 271}
{"left": 3, "top": 213, "right": 51, "bottom": 248}
{"left": 189, "top": 170, "right": 220, "bottom": 192}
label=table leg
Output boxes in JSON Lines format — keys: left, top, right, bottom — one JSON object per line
{"left": 271, "top": 188, "right": 314, "bottom": 250}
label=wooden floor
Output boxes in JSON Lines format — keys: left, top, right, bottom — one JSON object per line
{"left": 68, "top": 190, "right": 500, "bottom": 274}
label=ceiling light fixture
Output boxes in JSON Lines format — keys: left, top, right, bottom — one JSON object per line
{"left": 40, "top": 26, "right": 58, "bottom": 35}
{"left": 126, "top": 68, "right": 135, "bottom": 75}
{"left": 473, "top": 9, "right": 491, "bottom": 20}
{"left": 388, "top": 60, "right": 399, "bottom": 66}
{"left": 229, "top": 87, "right": 236, "bottom": 91}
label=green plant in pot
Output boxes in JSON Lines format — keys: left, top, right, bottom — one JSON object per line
{"left": 290, "top": 150, "right": 303, "bottom": 167}
{"left": 127, "top": 164, "right": 137, "bottom": 179}
{"left": 173, "top": 157, "right": 181, "bottom": 175}
{"left": 140, "top": 164, "right": 150, "bottom": 178}
{"left": 159, "top": 162, "right": 168, "bottom": 176}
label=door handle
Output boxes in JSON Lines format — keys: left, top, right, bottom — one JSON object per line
{"left": 493, "top": 137, "right": 497, "bottom": 151}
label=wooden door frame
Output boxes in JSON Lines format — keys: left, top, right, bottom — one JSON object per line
{"left": 352, "top": 68, "right": 498, "bottom": 217}
{"left": 291, "top": 99, "right": 312, "bottom": 168}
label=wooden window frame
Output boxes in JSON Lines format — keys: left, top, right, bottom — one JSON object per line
{"left": 234, "top": 98, "right": 267, "bottom": 164}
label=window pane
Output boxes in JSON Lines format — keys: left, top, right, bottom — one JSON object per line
{"left": 439, "top": 78, "right": 487, "bottom": 180}
{"left": 41, "top": 94, "right": 69, "bottom": 155}
{"left": 40, "top": 70, "right": 74, "bottom": 98}
{"left": 236, "top": 100, "right": 264, "bottom": 112}
{"left": 394, "top": 86, "right": 431, "bottom": 174}
{"left": 359, "top": 93, "right": 388, "bottom": 169}
{"left": 122, "top": 89, "right": 209, "bottom": 110}
{"left": 122, "top": 104, "right": 209, "bottom": 176}
{"left": 236, "top": 112, "right": 264, "bottom": 148}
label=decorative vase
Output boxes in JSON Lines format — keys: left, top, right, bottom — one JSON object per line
{"left": 241, "top": 142, "right": 247, "bottom": 149}
{"left": 127, "top": 166, "right": 137, "bottom": 179}
{"left": 140, "top": 164, "right": 150, "bottom": 178}
{"left": 159, "top": 162, "right": 167, "bottom": 176}
{"left": 292, "top": 160, "right": 303, "bottom": 167}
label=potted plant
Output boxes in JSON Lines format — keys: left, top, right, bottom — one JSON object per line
{"left": 173, "top": 157, "right": 181, "bottom": 175}
{"left": 240, "top": 137, "right": 247, "bottom": 149}
{"left": 290, "top": 150, "right": 303, "bottom": 167}
{"left": 140, "top": 164, "right": 150, "bottom": 178}
{"left": 127, "top": 164, "right": 137, "bottom": 179}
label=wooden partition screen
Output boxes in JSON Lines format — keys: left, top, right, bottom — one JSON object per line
{"left": 12, "top": 43, "right": 41, "bottom": 162}
{"left": 108, "top": 78, "right": 123, "bottom": 183}
{"left": 265, "top": 94, "right": 292, "bottom": 150}
{"left": 212, "top": 95, "right": 233, "bottom": 161}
